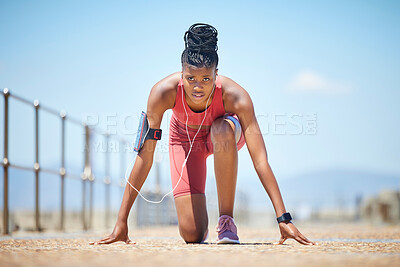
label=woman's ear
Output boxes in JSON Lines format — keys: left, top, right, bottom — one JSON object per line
{"left": 216, "top": 68, "right": 219, "bottom": 76}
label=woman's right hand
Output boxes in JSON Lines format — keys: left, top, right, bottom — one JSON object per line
{"left": 89, "top": 220, "right": 135, "bottom": 245}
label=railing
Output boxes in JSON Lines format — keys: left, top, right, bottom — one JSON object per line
{"left": 1, "top": 88, "right": 132, "bottom": 235}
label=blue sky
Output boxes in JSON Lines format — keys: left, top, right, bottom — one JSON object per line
{"left": 1, "top": 0, "right": 400, "bottom": 210}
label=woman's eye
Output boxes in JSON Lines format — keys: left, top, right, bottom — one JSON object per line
{"left": 188, "top": 77, "right": 194, "bottom": 81}
{"left": 203, "top": 78, "right": 210, "bottom": 81}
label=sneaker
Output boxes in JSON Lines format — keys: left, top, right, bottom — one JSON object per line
{"left": 216, "top": 215, "right": 240, "bottom": 244}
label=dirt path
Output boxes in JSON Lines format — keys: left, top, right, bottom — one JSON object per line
{"left": 1, "top": 223, "right": 399, "bottom": 266}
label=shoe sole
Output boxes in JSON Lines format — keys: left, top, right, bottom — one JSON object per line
{"left": 217, "top": 237, "right": 240, "bottom": 244}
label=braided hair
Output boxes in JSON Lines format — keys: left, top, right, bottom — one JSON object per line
{"left": 181, "top": 23, "right": 219, "bottom": 69}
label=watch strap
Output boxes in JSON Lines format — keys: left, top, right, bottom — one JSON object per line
{"left": 277, "top": 212, "right": 292, "bottom": 223}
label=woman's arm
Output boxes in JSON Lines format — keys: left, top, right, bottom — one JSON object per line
{"left": 233, "top": 91, "right": 287, "bottom": 218}
{"left": 118, "top": 72, "right": 179, "bottom": 223}
{"left": 117, "top": 91, "right": 168, "bottom": 223}
{"left": 224, "top": 77, "right": 315, "bottom": 245}
{"left": 90, "top": 73, "right": 178, "bottom": 245}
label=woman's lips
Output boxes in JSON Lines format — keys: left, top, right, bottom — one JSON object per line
{"left": 192, "top": 93, "right": 204, "bottom": 99}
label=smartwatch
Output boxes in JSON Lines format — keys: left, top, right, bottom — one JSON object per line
{"left": 277, "top": 212, "right": 292, "bottom": 223}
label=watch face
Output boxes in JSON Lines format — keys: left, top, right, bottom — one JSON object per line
{"left": 284, "top": 213, "right": 292, "bottom": 220}
{"left": 277, "top": 213, "right": 292, "bottom": 223}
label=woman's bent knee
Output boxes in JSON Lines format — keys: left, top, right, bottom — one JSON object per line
{"left": 210, "top": 118, "right": 236, "bottom": 143}
{"left": 179, "top": 225, "right": 207, "bottom": 243}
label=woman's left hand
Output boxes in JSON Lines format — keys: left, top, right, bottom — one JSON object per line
{"left": 275, "top": 222, "right": 316, "bottom": 245}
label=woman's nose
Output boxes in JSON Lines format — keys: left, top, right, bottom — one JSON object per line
{"left": 193, "top": 82, "right": 203, "bottom": 90}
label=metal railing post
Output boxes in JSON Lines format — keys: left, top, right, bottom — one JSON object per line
{"left": 60, "top": 111, "right": 66, "bottom": 231}
{"left": 120, "top": 140, "right": 125, "bottom": 200}
{"left": 89, "top": 172, "right": 93, "bottom": 230}
{"left": 82, "top": 125, "right": 91, "bottom": 231}
{"left": 105, "top": 134, "right": 110, "bottom": 229}
{"left": 82, "top": 175, "right": 86, "bottom": 230}
{"left": 88, "top": 129, "right": 93, "bottom": 230}
{"left": 34, "top": 100, "right": 41, "bottom": 232}
{"left": 3, "top": 88, "right": 10, "bottom": 235}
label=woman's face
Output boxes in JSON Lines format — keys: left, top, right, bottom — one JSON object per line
{"left": 181, "top": 64, "right": 218, "bottom": 108}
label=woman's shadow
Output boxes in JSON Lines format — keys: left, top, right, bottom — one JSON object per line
{"left": 202, "top": 242, "right": 278, "bottom": 245}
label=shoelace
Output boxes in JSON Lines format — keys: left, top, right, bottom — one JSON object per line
{"left": 216, "top": 217, "right": 235, "bottom": 234}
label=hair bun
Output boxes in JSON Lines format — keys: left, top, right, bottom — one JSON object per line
{"left": 184, "top": 23, "right": 218, "bottom": 53}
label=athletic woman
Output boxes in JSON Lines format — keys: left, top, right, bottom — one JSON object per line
{"left": 89, "top": 23, "right": 315, "bottom": 245}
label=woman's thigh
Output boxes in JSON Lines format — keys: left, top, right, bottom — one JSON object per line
{"left": 169, "top": 142, "right": 208, "bottom": 198}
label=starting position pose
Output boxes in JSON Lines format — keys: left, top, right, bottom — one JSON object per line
{"left": 90, "top": 23, "right": 315, "bottom": 245}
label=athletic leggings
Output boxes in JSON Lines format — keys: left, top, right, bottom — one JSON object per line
{"left": 168, "top": 113, "right": 246, "bottom": 198}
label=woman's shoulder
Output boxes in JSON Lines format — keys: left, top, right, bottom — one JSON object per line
{"left": 219, "top": 75, "right": 252, "bottom": 113}
{"left": 149, "top": 71, "right": 181, "bottom": 110}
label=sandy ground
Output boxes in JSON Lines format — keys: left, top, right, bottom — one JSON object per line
{"left": 1, "top": 223, "right": 400, "bottom": 267}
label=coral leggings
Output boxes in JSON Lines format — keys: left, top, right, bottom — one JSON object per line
{"left": 168, "top": 113, "right": 246, "bottom": 198}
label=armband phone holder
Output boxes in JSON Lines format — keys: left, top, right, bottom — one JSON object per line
{"left": 134, "top": 111, "right": 162, "bottom": 152}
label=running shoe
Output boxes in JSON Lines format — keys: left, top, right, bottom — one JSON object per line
{"left": 216, "top": 215, "right": 240, "bottom": 244}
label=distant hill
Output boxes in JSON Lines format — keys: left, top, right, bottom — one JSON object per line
{"left": 275, "top": 169, "right": 399, "bottom": 209}
{"left": 236, "top": 168, "right": 400, "bottom": 211}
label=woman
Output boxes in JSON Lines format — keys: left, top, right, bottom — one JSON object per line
{"left": 90, "top": 23, "right": 315, "bottom": 245}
